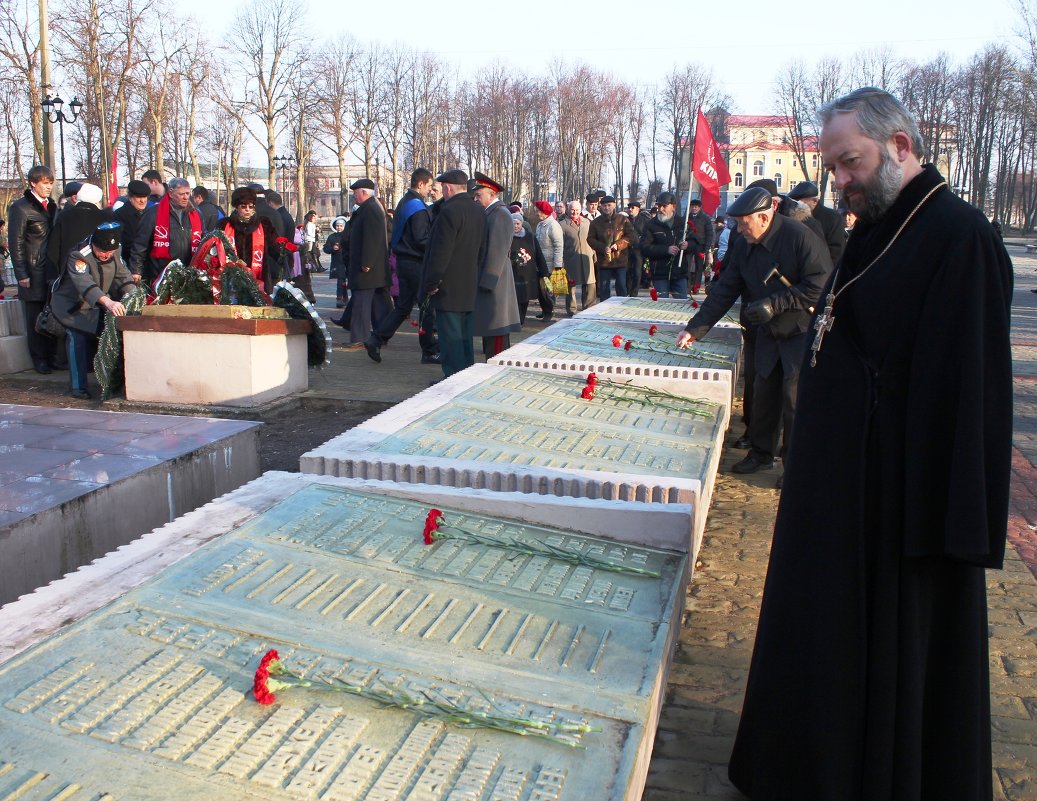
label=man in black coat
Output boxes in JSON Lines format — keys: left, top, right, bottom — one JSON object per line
{"left": 420, "top": 169, "right": 486, "bottom": 378}
{"left": 685, "top": 197, "right": 715, "bottom": 293}
{"left": 366, "top": 168, "right": 437, "bottom": 364}
{"left": 112, "top": 180, "right": 152, "bottom": 272}
{"left": 677, "top": 186, "right": 833, "bottom": 479}
{"left": 7, "top": 164, "right": 58, "bottom": 372}
{"left": 192, "top": 186, "right": 226, "bottom": 228}
{"left": 727, "top": 87, "right": 1013, "bottom": 801}
{"left": 344, "top": 178, "right": 388, "bottom": 349}
{"left": 787, "top": 180, "right": 846, "bottom": 265}
{"left": 46, "top": 183, "right": 109, "bottom": 276}
{"left": 625, "top": 201, "right": 649, "bottom": 295}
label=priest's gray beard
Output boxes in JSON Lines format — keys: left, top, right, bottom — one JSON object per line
{"left": 846, "top": 147, "right": 903, "bottom": 223}
{"left": 657, "top": 209, "right": 675, "bottom": 223}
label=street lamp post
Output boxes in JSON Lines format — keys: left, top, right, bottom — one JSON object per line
{"left": 40, "top": 94, "right": 82, "bottom": 190}
{"left": 273, "top": 154, "right": 296, "bottom": 211}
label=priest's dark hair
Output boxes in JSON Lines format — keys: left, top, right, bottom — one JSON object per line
{"left": 410, "top": 168, "right": 433, "bottom": 187}
{"left": 818, "top": 87, "right": 924, "bottom": 160}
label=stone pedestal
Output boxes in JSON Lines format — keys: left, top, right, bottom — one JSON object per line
{"left": 117, "top": 310, "right": 311, "bottom": 407}
{"left": 0, "top": 299, "right": 31, "bottom": 374}
{"left": 0, "top": 404, "right": 261, "bottom": 606}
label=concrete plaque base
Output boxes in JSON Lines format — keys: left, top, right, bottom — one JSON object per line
{"left": 118, "top": 316, "right": 311, "bottom": 407}
{"left": 302, "top": 365, "right": 726, "bottom": 550}
{"left": 489, "top": 319, "right": 741, "bottom": 402}
{"left": 0, "top": 404, "right": 260, "bottom": 606}
{"left": 0, "top": 473, "right": 691, "bottom": 801}
{"left": 574, "top": 296, "right": 742, "bottom": 327}
{"left": 0, "top": 300, "right": 31, "bottom": 374}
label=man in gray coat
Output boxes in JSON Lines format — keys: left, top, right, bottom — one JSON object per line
{"left": 470, "top": 172, "right": 520, "bottom": 357}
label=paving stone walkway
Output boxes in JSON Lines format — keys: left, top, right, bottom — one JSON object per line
{"left": 645, "top": 242, "right": 1037, "bottom": 801}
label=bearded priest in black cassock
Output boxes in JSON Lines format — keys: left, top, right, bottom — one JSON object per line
{"left": 728, "top": 88, "right": 1013, "bottom": 801}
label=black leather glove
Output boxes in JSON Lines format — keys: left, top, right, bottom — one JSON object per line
{"left": 744, "top": 297, "right": 776, "bottom": 325}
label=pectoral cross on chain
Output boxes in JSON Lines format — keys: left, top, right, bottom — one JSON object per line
{"left": 810, "top": 292, "right": 835, "bottom": 367}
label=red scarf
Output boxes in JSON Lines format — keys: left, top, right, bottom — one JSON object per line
{"left": 223, "top": 216, "right": 266, "bottom": 282}
{"left": 151, "top": 194, "right": 202, "bottom": 259}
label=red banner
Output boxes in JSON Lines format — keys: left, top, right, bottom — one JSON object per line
{"left": 692, "top": 108, "right": 731, "bottom": 216}
{"left": 109, "top": 150, "right": 119, "bottom": 206}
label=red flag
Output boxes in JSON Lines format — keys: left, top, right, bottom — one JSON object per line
{"left": 692, "top": 108, "right": 731, "bottom": 216}
{"left": 108, "top": 150, "right": 119, "bottom": 206}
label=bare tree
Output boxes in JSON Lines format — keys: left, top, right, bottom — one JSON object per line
{"left": 377, "top": 44, "right": 413, "bottom": 206}
{"left": 313, "top": 34, "right": 360, "bottom": 212}
{"left": 237, "top": 0, "right": 307, "bottom": 187}
{"left": 0, "top": 0, "right": 43, "bottom": 163}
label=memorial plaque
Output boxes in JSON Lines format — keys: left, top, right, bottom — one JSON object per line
{"left": 302, "top": 366, "right": 726, "bottom": 549}
{"left": 574, "top": 296, "right": 741, "bottom": 328}
{"left": 0, "top": 475, "right": 690, "bottom": 801}
{"left": 489, "top": 319, "right": 740, "bottom": 399}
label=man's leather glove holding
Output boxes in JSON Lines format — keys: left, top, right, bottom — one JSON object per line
{"left": 744, "top": 296, "right": 776, "bottom": 325}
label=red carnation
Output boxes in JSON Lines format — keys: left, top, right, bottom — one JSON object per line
{"left": 410, "top": 320, "right": 419, "bottom": 327}
{"left": 649, "top": 287, "right": 659, "bottom": 301}
{"left": 624, "top": 340, "right": 632, "bottom": 351}
{"left": 253, "top": 649, "right": 281, "bottom": 705}
{"left": 423, "top": 508, "right": 444, "bottom": 545}
{"left": 285, "top": 242, "right": 299, "bottom": 253}
{"left": 692, "top": 301, "right": 699, "bottom": 309}
{"left": 612, "top": 334, "right": 624, "bottom": 347}
{"left": 586, "top": 372, "right": 598, "bottom": 386}
{"left": 580, "top": 386, "right": 595, "bottom": 400}
{"left": 275, "top": 236, "right": 289, "bottom": 245}
{"left": 418, "top": 328, "right": 427, "bottom": 335}
{"left": 648, "top": 325, "right": 658, "bottom": 336}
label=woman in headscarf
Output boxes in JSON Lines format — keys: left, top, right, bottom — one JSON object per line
{"left": 509, "top": 211, "right": 548, "bottom": 325}
{"left": 323, "top": 216, "right": 349, "bottom": 307}
{"left": 533, "top": 200, "right": 562, "bottom": 321}
{"left": 221, "top": 186, "right": 281, "bottom": 292}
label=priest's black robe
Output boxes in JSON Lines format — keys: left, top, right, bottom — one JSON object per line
{"left": 728, "top": 164, "right": 1013, "bottom": 801}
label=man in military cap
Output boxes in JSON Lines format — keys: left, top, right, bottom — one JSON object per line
{"left": 420, "top": 169, "right": 485, "bottom": 377}
{"left": 51, "top": 221, "right": 137, "bottom": 399}
{"left": 470, "top": 171, "right": 520, "bottom": 357}
{"left": 587, "top": 195, "right": 635, "bottom": 300}
{"left": 344, "top": 177, "right": 388, "bottom": 350}
{"left": 787, "top": 180, "right": 846, "bottom": 264}
{"left": 676, "top": 185, "right": 832, "bottom": 484}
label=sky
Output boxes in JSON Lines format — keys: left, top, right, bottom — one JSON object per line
{"left": 183, "top": 0, "right": 1027, "bottom": 115}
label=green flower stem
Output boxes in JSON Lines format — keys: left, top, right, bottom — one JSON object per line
{"left": 433, "top": 521, "right": 660, "bottom": 578}
{"left": 592, "top": 378, "right": 718, "bottom": 418}
{"left": 266, "top": 665, "right": 599, "bottom": 746}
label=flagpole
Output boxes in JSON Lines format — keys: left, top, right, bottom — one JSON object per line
{"left": 676, "top": 106, "right": 700, "bottom": 274}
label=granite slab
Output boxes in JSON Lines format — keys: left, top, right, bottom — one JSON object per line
{"left": 301, "top": 365, "right": 727, "bottom": 550}
{"left": 0, "top": 404, "right": 261, "bottom": 605}
{"left": 574, "top": 296, "right": 742, "bottom": 328}
{"left": 0, "top": 473, "right": 691, "bottom": 801}
{"left": 488, "top": 319, "right": 741, "bottom": 400}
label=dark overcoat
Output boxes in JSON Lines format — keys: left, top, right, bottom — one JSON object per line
{"left": 420, "top": 191, "right": 486, "bottom": 312}
{"left": 348, "top": 196, "right": 388, "bottom": 291}
{"left": 558, "top": 216, "right": 595, "bottom": 284}
{"left": 685, "top": 213, "right": 833, "bottom": 377}
{"left": 728, "top": 165, "right": 1013, "bottom": 801}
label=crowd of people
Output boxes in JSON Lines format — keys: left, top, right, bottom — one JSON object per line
{"left": 4, "top": 168, "right": 316, "bottom": 398}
